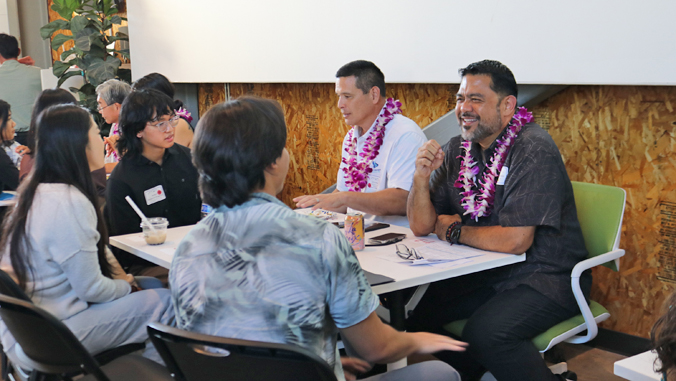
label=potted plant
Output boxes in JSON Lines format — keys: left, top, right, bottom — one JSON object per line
{"left": 40, "top": 0, "right": 130, "bottom": 126}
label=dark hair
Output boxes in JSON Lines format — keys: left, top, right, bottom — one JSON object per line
{"left": 193, "top": 97, "right": 287, "bottom": 208}
{"left": 336, "top": 60, "right": 386, "bottom": 96}
{"left": 459, "top": 60, "right": 518, "bottom": 99}
{"left": 117, "top": 89, "right": 174, "bottom": 158}
{"left": 652, "top": 293, "right": 676, "bottom": 375}
{"left": 132, "top": 72, "right": 184, "bottom": 110}
{"left": 0, "top": 100, "right": 11, "bottom": 146}
{"left": 0, "top": 104, "right": 112, "bottom": 291}
{"left": 26, "top": 89, "right": 77, "bottom": 152}
{"left": 0, "top": 34, "right": 19, "bottom": 59}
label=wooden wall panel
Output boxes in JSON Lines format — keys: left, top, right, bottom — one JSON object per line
{"left": 542, "top": 85, "right": 676, "bottom": 337}
{"left": 200, "top": 83, "right": 457, "bottom": 207}
{"left": 198, "top": 81, "right": 676, "bottom": 338}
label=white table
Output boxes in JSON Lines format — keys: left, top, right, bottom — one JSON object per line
{"left": 110, "top": 223, "right": 525, "bottom": 324}
{"left": 614, "top": 351, "right": 662, "bottom": 381}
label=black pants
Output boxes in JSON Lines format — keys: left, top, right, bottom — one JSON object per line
{"left": 407, "top": 281, "right": 577, "bottom": 381}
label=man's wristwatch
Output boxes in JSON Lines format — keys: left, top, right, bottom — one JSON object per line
{"left": 445, "top": 221, "right": 462, "bottom": 245}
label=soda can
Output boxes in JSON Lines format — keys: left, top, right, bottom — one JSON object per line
{"left": 201, "top": 203, "right": 213, "bottom": 219}
{"left": 345, "top": 212, "right": 365, "bottom": 251}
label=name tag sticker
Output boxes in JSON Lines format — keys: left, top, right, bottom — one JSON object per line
{"left": 144, "top": 185, "right": 166, "bottom": 205}
{"left": 497, "top": 166, "right": 509, "bottom": 186}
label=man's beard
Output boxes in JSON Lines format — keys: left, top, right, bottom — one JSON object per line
{"left": 459, "top": 107, "right": 503, "bottom": 143}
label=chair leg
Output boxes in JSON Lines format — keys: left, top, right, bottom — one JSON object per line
{"left": 2, "top": 351, "right": 8, "bottom": 381}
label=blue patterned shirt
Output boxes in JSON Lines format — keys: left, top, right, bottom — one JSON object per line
{"left": 170, "top": 193, "right": 379, "bottom": 380}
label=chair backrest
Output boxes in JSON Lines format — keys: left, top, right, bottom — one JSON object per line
{"left": 147, "top": 323, "right": 338, "bottom": 381}
{"left": 571, "top": 181, "right": 626, "bottom": 271}
{"left": 0, "top": 269, "right": 31, "bottom": 301}
{"left": 0, "top": 294, "right": 109, "bottom": 381}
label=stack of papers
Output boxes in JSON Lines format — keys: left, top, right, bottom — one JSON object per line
{"left": 380, "top": 241, "right": 485, "bottom": 267}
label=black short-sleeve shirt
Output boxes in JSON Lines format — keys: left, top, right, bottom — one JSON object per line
{"left": 105, "top": 144, "right": 202, "bottom": 268}
{"left": 429, "top": 123, "right": 590, "bottom": 310}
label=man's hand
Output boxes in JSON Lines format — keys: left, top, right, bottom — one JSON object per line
{"left": 410, "top": 332, "right": 468, "bottom": 354}
{"left": 434, "top": 214, "right": 461, "bottom": 241}
{"left": 15, "top": 145, "right": 29, "bottom": 156}
{"left": 293, "top": 192, "right": 346, "bottom": 212}
{"left": 17, "top": 56, "right": 35, "bottom": 66}
{"left": 415, "top": 140, "right": 444, "bottom": 178}
{"left": 340, "top": 357, "right": 372, "bottom": 380}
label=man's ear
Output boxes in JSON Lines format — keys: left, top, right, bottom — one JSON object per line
{"left": 502, "top": 95, "right": 517, "bottom": 115}
{"left": 370, "top": 86, "right": 381, "bottom": 103}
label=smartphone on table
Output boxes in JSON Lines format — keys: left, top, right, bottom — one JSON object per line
{"left": 366, "top": 232, "right": 406, "bottom": 246}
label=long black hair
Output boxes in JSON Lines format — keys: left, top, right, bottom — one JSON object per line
{"left": 0, "top": 104, "right": 112, "bottom": 291}
{"left": 0, "top": 100, "right": 12, "bottom": 146}
{"left": 26, "top": 89, "right": 77, "bottom": 153}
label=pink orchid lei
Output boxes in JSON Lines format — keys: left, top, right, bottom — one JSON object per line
{"left": 175, "top": 107, "right": 193, "bottom": 123}
{"left": 454, "top": 107, "right": 533, "bottom": 221}
{"left": 340, "top": 98, "right": 402, "bottom": 192}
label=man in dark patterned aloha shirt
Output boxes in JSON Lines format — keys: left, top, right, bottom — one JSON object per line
{"left": 406, "top": 60, "right": 587, "bottom": 381}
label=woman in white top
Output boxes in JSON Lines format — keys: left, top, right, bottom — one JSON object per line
{"left": 0, "top": 104, "right": 174, "bottom": 366}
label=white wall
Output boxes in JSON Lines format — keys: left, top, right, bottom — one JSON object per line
{"left": 0, "top": 0, "right": 10, "bottom": 34}
{"left": 128, "top": 0, "right": 676, "bottom": 85}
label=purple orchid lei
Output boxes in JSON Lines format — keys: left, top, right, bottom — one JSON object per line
{"left": 175, "top": 107, "right": 193, "bottom": 123}
{"left": 341, "top": 98, "right": 402, "bottom": 192}
{"left": 454, "top": 107, "right": 533, "bottom": 221}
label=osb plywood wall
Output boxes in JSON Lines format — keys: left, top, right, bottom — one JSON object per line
{"left": 200, "top": 83, "right": 676, "bottom": 337}
{"left": 539, "top": 85, "right": 676, "bottom": 337}
{"left": 199, "top": 83, "right": 457, "bottom": 207}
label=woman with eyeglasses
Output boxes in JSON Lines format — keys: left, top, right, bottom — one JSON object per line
{"left": 105, "top": 89, "right": 201, "bottom": 277}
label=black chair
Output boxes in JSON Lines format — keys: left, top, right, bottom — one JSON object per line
{"left": 0, "top": 294, "right": 172, "bottom": 381}
{"left": 0, "top": 269, "right": 145, "bottom": 376}
{"left": 148, "top": 322, "right": 338, "bottom": 381}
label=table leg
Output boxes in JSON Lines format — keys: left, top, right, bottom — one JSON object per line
{"left": 385, "top": 290, "right": 406, "bottom": 331}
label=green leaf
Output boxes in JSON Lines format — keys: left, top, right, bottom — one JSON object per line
{"left": 57, "top": 70, "right": 84, "bottom": 88}
{"left": 51, "top": 0, "right": 79, "bottom": 21}
{"left": 109, "top": 15, "right": 122, "bottom": 25}
{"left": 74, "top": 27, "right": 100, "bottom": 52}
{"left": 83, "top": 13, "right": 104, "bottom": 30}
{"left": 70, "top": 15, "right": 89, "bottom": 34}
{"left": 79, "top": 83, "right": 97, "bottom": 96}
{"left": 53, "top": 60, "right": 72, "bottom": 77}
{"left": 86, "top": 56, "right": 121, "bottom": 87}
{"left": 40, "top": 19, "right": 70, "bottom": 39}
{"left": 51, "top": 33, "right": 73, "bottom": 51}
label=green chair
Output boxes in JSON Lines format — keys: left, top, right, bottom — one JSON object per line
{"left": 443, "top": 181, "right": 626, "bottom": 353}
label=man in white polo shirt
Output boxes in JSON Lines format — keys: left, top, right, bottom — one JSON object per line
{"left": 294, "top": 60, "right": 426, "bottom": 226}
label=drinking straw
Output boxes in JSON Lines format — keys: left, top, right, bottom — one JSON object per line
{"left": 125, "top": 196, "right": 157, "bottom": 233}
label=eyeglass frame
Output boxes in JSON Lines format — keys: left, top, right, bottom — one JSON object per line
{"left": 395, "top": 244, "right": 423, "bottom": 261}
{"left": 147, "top": 114, "right": 180, "bottom": 133}
{"left": 96, "top": 103, "right": 114, "bottom": 112}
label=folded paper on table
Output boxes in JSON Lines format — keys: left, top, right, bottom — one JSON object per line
{"left": 415, "top": 242, "right": 485, "bottom": 262}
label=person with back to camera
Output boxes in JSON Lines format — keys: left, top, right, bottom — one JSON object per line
{"left": 170, "top": 96, "right": 466, "bottom": 381}
{"left": 105, "top": 89, "right": 201, "bottom": 277}
{"left": 652, "top": 292, "right": 676, "bottom": 381}
{"left": 95, "top": 79, "right": 132, "bottom": 165}
{"left": 132, "top": 73, "right": 194, "bottom": 148}
{"left": 0, "top": 34, "right": 40, "bottom": 146}
{"left": 0, "top": 104, "right": 175, "bottom": 366}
